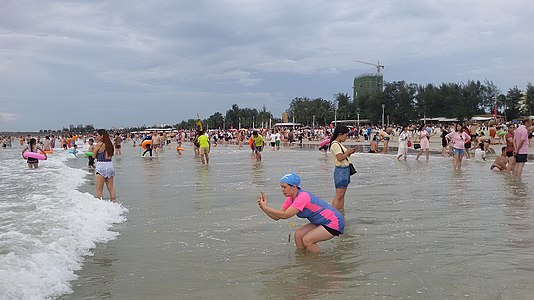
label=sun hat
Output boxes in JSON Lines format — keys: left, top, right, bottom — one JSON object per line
{"left": 280, "top": 173, "right": 301, "bottom": 187}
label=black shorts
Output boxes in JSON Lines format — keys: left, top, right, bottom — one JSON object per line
{"left": 506, "top": 151, "right": 514, "bottom": 158}
{"left": 88, "top": 156, "right": 95, "bottom": 166}
{"left": 270, "top": 142, "right": 276, "bottom": 147}
{"left": 464, "top": 143, "right": 471, "bottom": 149}
{"left": 515, "top": 154, "right": 528, "bottom": 163}
{"left": 321, "top": 224, "right": 341, "bottom": 236}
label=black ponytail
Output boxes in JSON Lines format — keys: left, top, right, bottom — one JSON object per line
{"left": 328, "top": 126, "right": 350, "bottom": 150}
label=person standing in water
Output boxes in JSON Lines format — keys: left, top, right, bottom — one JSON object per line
{"left": 114, "top": 133, "right": 122, "bottom": 155}
{"left": 251, "top": 130, "right": 265, "bottom": 161}
{"left": 446, "top": 123, "right": 471, "bottom": 171}
{"left": 197, "top": 130, "right": 210, "bottom": 164}
{"left": 397, "top": 126, "right": 410, "bottom": 160}
{"left": 329, "top": 126, "right": 356, "bottom": 210}
{"left": 415, "top": 124, "right": 430, "bottom": 161}
{"left": 87, "top": 138, "right": 96, "bottom": 169}
{"left": 21, "top": 138, "right": 47, "bottom": 169}
{"left": 505, "top": 124, "right": 516, "bottom": 174}
{"left": 513, "top": 118, "right": 532, "bottom": 177}
{"left": 377, "top": 127, "right": 392, "bottom": 154}
{"left": 93, "top": 129, "right": 116, "bottom": 201}
{"left": 142, "top": 134, "right": 153, "bottom": 157}
{"left": 258, "top": 173, "right": 345, "bottom": 254}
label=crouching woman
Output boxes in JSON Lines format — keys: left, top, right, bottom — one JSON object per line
{"left": 258, "top": 173, "right": 345, "bottom": 253}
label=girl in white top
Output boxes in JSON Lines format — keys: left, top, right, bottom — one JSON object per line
{"left": 397, "top": 126, "right": 410, "bottom": 160}
{"left": 269, "top": 131, "right": 277, "bottom": 150}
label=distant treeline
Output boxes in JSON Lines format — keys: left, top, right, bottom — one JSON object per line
{"left": 45, "top": 80, "right": 534, "bottom": 132}
{"left": 174, "top": 80, "right": 534, "bottom": 129}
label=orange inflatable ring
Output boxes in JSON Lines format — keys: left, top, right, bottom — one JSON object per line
{"left": 176, "top": 147, "right": 184, "bottom": 151}
{"left": 141, "top": 140, "right": 152, "bottom": 150}
{"left": 41, "top": 150, "right": 54, "bottom": 154}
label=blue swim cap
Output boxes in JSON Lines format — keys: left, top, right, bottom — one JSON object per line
{"left": 280, "top": 173, "right": 301, "bottom": 187}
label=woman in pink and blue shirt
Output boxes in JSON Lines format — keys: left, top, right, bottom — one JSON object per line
{"left": 258, "top": 173, "right": 345, "bottom": 253}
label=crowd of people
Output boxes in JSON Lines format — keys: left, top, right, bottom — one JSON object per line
{"left": 4, "top": 117, "right": 532, "bottom": 254}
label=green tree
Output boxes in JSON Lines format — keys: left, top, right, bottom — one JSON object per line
{"left": 207, "top": 112, "right": 224, "bottom": 129}
{"left": 225, "top": 104, "right": 241, "bottom": 129}
{"left": 334, "top": 93, "right": 352, "bottom": 120}
{"left": 506, "top": 86, "right": 522, "bottom": 120}
{"left": 480, "top": 79, "right": 501, "bottom": 113}
{"left": 257, "top": 105, "right": 272, "bottom": 128}
{"left": 383, "top": 81, "right": 417, "bottom": 125}
{"left": 524, "top": 82, "right": 534, "bottom": 116}
{"left": 362, "top": 93, "right": 384, "bottom": 124}
{"left": 287, "top": 97, "right": 334, "bottom": 126}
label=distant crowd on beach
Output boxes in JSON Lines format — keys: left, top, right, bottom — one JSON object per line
{"left": 2, "top": 117, "right": 533, "bottom": 254}
{"left": 3, "top": 118, "right": 533, "bottom": 171}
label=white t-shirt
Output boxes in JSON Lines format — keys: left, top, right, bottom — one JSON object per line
{"left": 270, "top": 134, "right": 276, "bottom": 143}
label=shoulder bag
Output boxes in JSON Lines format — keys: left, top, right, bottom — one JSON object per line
{"left": 334, "top": 141, "right": 357, "bottom": 175}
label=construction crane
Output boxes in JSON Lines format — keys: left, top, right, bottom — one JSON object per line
{"left": 355, "top": 59, "right": 384, "bottom": 77}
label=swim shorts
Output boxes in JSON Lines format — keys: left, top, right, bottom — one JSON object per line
{"left": 515, "top": 154, "right": 528, "bottom": 163}
{"left": 322, "top": 224, "right": 341, "bottom": 236}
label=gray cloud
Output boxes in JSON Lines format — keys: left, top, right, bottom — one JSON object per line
{"left": 0, "top": 0, "right": 533, "bottom": 131}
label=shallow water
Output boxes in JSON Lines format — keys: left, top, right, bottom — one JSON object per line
{"left": 0, "top": 146, "right": 126, "bottom": 300}
{"left": 34, "top": 143, "right": 534, "bottom": 299}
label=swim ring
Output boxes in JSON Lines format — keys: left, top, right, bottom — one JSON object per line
{"left": 141, "top": 140, "right": 152, "bottom": 150}
{"left": 84, "top": 151, "right": 93, "bottom": 158}
{"left": 23, "top": 152, "right": 47, "bottom": 160}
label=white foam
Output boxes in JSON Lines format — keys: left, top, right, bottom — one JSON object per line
{"left": 0, "top": 148, "right": 127, "bottom": 299}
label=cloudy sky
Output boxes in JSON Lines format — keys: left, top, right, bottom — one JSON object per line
{"left": 1, "top": 0, "right": 533, "bottom": 131}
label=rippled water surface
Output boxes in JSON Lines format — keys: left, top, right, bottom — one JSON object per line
{"left": 61, "top": 143, "right": 534, "bottom": 300}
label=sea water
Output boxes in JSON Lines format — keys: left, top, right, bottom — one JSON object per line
{"left": 3, "top": 142, "right": 534, "bottom": 299}
{"left": 0, "top": 146, "right": 127, "bottom": 300}
{"left": 60, "top": 143, "right": 534, "bottom": 300}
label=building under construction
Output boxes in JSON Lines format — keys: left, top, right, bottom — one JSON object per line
{"left": 353, "top": 73, "right": 383, "bottom": 100}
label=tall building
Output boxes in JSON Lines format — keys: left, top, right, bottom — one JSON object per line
{"left": 353, "top": 73, "right": 383, "bottom": 108}
{"left": 281, "top": 112, "right": 288, "bottom": 123}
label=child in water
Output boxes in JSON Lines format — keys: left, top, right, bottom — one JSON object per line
{"left": 258, "top": 173, "right": 344, "bottom": 253}
{"left": 176, "top": 141, "right": 182, "bottom": 156}
{"left": 88, "top": 138, "right": 95, "bottom": 169}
